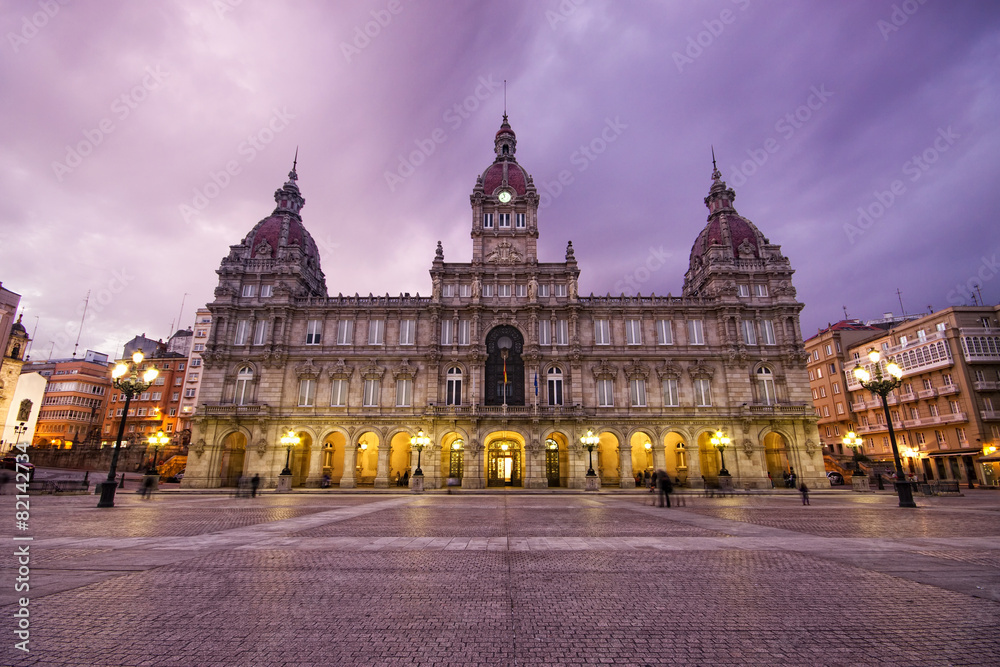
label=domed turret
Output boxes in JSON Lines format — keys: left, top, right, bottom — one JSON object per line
{"left": 477, "top": 113, "right": 531, "bottom": 197}
{"left": 216, "top": 155, "right": 327, "bottom": 299}
{"left": 683, "top": 155, "right": 794, "bottom": 299}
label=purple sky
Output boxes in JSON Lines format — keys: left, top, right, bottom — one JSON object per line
{"left": 2, "top": 1, "right": 999, "bottom": 360}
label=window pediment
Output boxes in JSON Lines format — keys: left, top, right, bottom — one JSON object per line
{"left": 327, "top": 358, "right": 354, "bottom": 379}
{"left": 687, "top": 360, "right": 715, "bottom": 380}
{"left": 591, "top": 359, "right": 618, "bottom": 380}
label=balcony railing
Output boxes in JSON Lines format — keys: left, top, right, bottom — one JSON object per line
{"left": 982, "top": 410, "right": 1000, "bottom": 421}
{"left": 937, "top": 385, "right": 960, "bottom": 396}
{"left": 917, "top": 388, "right": 938, "bottom": 399}
{"left": 201, "top": 404, "right": 270, "bottom": 417}
{"left": 973, "top": 381, "right": 999, "bottom": 392}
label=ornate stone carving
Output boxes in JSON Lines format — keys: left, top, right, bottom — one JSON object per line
{"left": 687, "top": 360, "right": 715, "bottom": 379}
{"left": 254, "top": 238, "right": 273, "bottom": 258}
{"left": 742, "top": 438, "right": 754, "bottom": 456}
{"left": 591, "top": 359, "right": 618, "bottom": 380}
{"left": 328, "top": 358, "right": 354, "bottom": 379}
{"left": 623, "top": 359, "right": 649, "bottom": 380}
{"left": 191, "top": 438, "right": 206, "bottom": 456}
{"left": 393, "top": 359, "right": 417, "bottom": 379}
{"left": 295, "top": 358, "right": 321, "bottom": 378}
{"left": 485, "top": 240, "right": 523, "bottom": 265}
{"left": 804, "top": 439, "right": 817, "bottom": 454}
{"left": 655, "top": 362, "right": 682, "bottom": 380}
{"left": 255, "top": 438, "right": 268, "bottom": 456}
{"left": 360, "top": 359, "right": 385, "bottom": 380}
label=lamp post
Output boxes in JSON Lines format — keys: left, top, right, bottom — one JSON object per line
{"left": 146, "top": 430, "right": 169, "bottom": 475}
{"left": 710, "top": 430, "right": 731, "bottom": 476}
{"left": 644, "top": 441, "right": 652, "bottom": 471}
{"left": 280, "top": 430, "right": 299, "bottom": 476}
{"left": 98, "top": 351, "right": 158, "bottom": 508}
{"left": 842, "top": 431, "right": 864, "bottom": 475}
{"left": 11, "top": 422, "right": 28, "bottom": 454}
{"left": 853, "top": 348, "right": 916, "bottom": 508}
{"left": 580, "top": 429, "right": 599, "bottom": 476}
{"left": 409, "top": 429, "right": 429, "bottom": 476}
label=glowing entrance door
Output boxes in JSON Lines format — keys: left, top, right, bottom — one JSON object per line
{"left": 488, "top": 441, "right": 521, "bottom": 487}
{"left": 545, "top": 439, "right": 560, "bottom": 487}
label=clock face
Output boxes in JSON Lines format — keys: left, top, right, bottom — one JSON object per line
{"left": 498, "top": 190, "right": 512, "bottom": 203}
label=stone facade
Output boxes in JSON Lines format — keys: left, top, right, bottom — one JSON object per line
{"left": 185, "top": 118, "right": 822, "bottom": 490}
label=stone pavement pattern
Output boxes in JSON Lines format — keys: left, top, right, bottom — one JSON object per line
{"left": 1, "top": 489, "right": 999, "bottom": 666}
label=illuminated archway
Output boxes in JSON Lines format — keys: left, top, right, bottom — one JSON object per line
{"left": 219, "top": 431, "right": 247, "bottom": 486}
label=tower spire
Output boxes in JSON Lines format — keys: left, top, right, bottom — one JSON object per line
{"left": 711, "top": 146, "right": 720, "bottom": 181}
{"left": 289, "top": 147, "right": 299, "bottom": 182}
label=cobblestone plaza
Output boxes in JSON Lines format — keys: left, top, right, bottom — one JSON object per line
{"left": 3, "top": 488, "right": 1000, "bottom": 666}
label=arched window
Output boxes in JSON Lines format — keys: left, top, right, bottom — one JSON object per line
{"left": 446, "top": 367, "right": 462, "bottom": 406}
{"left": 234, "top": 366, "right": 254, "bottom": 406}
{"left": 547, "top": 367, "right": 563, "bottom": 406}
{"left": 757, "top": 366, "right": 776, "bottom": 405}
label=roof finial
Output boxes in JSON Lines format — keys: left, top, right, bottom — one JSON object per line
{"left": 289, "top": 147, "right": 299, "bottom": 182}
{"left": 710, "top": 145, "right": 721, "bottom": 181}
{"left": 503, "top": 79, "right": 507, "bottom": 121}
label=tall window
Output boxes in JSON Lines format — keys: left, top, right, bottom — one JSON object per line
{"left": 538, "top": 284, "right": 550, "bottom": 297}
{"left": 234, "top": 320, "right": 250, "bottom": 345}
{"left": 761, "top": 320, "right": 776, "bottom": 346}
{"left": 629, "top": 378, "right": 647, "bottom": 406}
{"left": 693, "top": 378, "right": 712, "bottom": 406}
{"left": 757, "top": 367, "right": 776, "bottom": 405}
{"left": 595, "top": 319, "right": 610, "bottom": 345}
{"left": 597, "top": 379, "right": 614, "bottom": 407}
{"left": 458, "top": 320, "right": 470, "bottom": 346}
{"left": 399, "top": 319, "right": 415, "bottom": 345}
{"left": 688, "top": 320, "right": 704, "bottom": 345}
{"left": 741, "top": 320, "right": 757, "bottom": 345}
{"left": 754, "top": 284, "right": 768, "bottom": 297}
{"left": 241, "top": 284, "right": 255, "bottom": 297}
{"left": 737, "top": 284, "right": 750, "bottom": 297}
{"left": 234, "top": 366, "right": 253, "bottom": 405}
{"left": 498, "top": 213, "right": 510, "bottom": 228}
{"left": 446, "top": 367, "right": 462, "bottom": 406}
{"left": 662, "top": 378, "right": 679, "bottom": 407}
{"left": 625, "top": 319, "right": 643, "bottom": 345}
{"left": 442, "top": 284, "right": 455, "bottom": 297}
{"left": 555, "top": 320, "right": 569, "bottom": 346}
{"left": 538, "top": 320, "right": 551, "bottom": 346}
{"left": 498, "top": 284, "right": 511, "bottom": 297}
{"left": 656, "top": 320, "right": 673, "bottom": 345}
{"left": 260, "top": 284, "right": 273, "bottom": 297}
{"left": 306, "top": 320, "right": 322, "bottom": 345}
{"left": 362, "top": 379, "right": 380, "bottom": 407}
{"left": 337, "top": 320, "right": 353, "bottom": 345}
{"left": 440, "top": 320, "right": 453, "bottom": 345}
{"left": 554, "top": 284, "right": 567, "bottom": 297}
{"left": 547, "top": 367, "right": 563, "bottom": 406}
{"left": 252, "top": 321, "right": 266, "bottom": 346}
{"left": 396, "top": 378, "right": 412, "bottom": 407}
{"left": 330, "top": 379, "right": 348, "bottom": 407}
{"left": 516, "top": 213, "right": 525, "bottom": 228}
{"left": 298, "top": 378, "right": 316, "bottom": 407}
{"left": 368, "top": 320, "right": 384, "bottom": 345}
{"left": 483, "top": 213, "right": 494, "bottom": 228}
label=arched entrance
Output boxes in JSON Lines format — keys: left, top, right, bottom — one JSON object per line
{"left": 597, "top": 432, "right": 620, "bottom": 486}
{"left": 764, "top": 432, "right": 791, "bottom": 482}
{"left": 389, "top": 432, "right": 412, "bottom": 485}
{"left": 219, "top": 431, "right": 247, "bottom": 486}
{"left": 630, "top": 432, "right": 654, "bottom": 479}
{"left": 322, "top": 432, "right": 347, "bottom": 484}
{"left": 698, "top": 431, "right": 721, "bottom": 484}
{"left": 664, "top": 432, "right": 688, "bottom": 484}
{"left": 485, "top": 326, "right": 525, "bottom": 406}
{"left": 440, "top": 431, "right": 466, "bottom": 483}
{"left": 356, "top": 431, "right": 379, "bottom": 485}
{"left": 486, "top": 433, "right": 523, "bottom": 487}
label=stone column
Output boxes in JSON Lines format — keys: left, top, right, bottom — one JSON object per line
{"left": 619, "top": 443, "right": 635, "bottom": 488}
{"left": 340, "top": 445, "right": 357, "bottom": 488}
{"left": 305, "top": 445, "right": 324, "bottom": 487}
{"left": 686, "top": 443, "right": 704, "bottom": 488}
{"left": 569, "top": 442, "right": 588, "bottom": 489}
{"left": 463, "top": 439, "right": 485, "bottom": 489}
{"left": 374, "top": 444, "right": 391, "bottom": 488}
{"left": 652, "top": 445, "right": 667, "bottom": 471}
{"left": 524, "top": 439, "right": 546, "bottom": 489}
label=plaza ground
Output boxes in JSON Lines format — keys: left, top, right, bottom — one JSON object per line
{"left": 2, "top": 478, "right": 999, "bottom": 666}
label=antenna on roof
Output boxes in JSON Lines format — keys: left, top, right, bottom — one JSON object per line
{"left": 711, "top": 145, "right": 717, "bottom": 171}
{"left": 73, "top": 290, "right": 90, "bottom": 358}
{"left": 503, "top": 79, "right": 507, "bottom": 117}
{"left": 896, "top": 288, "right": 906, "bottom": 315}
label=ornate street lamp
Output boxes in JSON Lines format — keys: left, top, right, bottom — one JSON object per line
{"left": 842, "top": 431, "right": 865, "bottom": 475}
{"left": 710, "top": 430, "right": 731, "bottom": 476}
{"left": 146, "top": 429, "right": 170, "bottom": 475}
{"left": 280, "top": 430, "right": 300, "bottom": 476}
{"left": 853, "top": 348, "right": 916, "bottom": 508}
{"left": 580, "top": 429, "right": 599, "bottom": 476}
{"left": 98, "top": 351, "right": 158, "bottom": 508}
{"left": 409, "top": 429, "right": 429, "bottom": 476}
{"left": 10, "top": 422, "right": 28, "bottom": 454}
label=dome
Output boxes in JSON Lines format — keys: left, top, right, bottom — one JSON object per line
{"left": 10, "top": 314, "right": 27, "bottom": 336}
{"left": 689, "top": 164, "right": 767, "bottom": 262}
{"left": 481, "top": 161, "right": 529, "bottom": 196}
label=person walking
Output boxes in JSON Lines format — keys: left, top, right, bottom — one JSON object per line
{"left": 250, "top": 473, "right": 260, "bottom": 498}
{"left": 140, "top": 476, "right": 154, "bottom": 500}
{"left": 799, "top": 481, "right": 810, "bottom": 505}
{"left": 657, "top": 469, "right": 672, "bottom": 508}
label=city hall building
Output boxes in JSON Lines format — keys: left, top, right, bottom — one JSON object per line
{"left": 185, "top": 116, "right": 822, "bottom": 490}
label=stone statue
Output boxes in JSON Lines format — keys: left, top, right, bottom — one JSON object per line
{"left": 432, "top": 277, "right": 441, "bottom": 301}
{"left": 569, "top": 276, "right": 578, "bottom": 300}
{"left": 527, "top": 276, "right": 538, "bottom": 302}
{"left": 471, "top": 276, "right": 482, "bottom": 298}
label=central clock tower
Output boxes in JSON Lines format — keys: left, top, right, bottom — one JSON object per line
{"left": 470, "top": 114, "right": 539, "bottom": 264}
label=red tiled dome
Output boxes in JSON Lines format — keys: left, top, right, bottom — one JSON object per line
{"left": 482, "top": 161, "right": 529, "bottom": 196}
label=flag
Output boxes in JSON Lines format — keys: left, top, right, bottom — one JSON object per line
{"left": 534, "top": 373, "right": 538, "bottom": 396}
{"left": 503, "top": 357, "right": 507, "bottom": 385}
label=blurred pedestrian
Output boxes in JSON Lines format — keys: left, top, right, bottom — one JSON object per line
{"left": 250, "top": 473, "right": 260, "bottom": 498}
{"left": 140, "top": 476, "right": 154, "bottom": 500}
{"left": 657, "top": 469, "right": 672, "bottom": 508}
{"left": 799, "top": 481, "right": 810, "bottom": 505}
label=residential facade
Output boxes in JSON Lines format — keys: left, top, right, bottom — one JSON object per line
{"left": 27, "top": 350, "right": 112, "bottom": 448}
{"left": 842, "top": 305, "right": 1000, "bottom": 486}
{"left": 179, "top": 309, "right": 212, "bottom": 433}
{"left": 185, "top": 117, "right": 822, "bottom": 490}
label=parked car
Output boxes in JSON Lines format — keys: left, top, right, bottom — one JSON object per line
{"left": 1, "top": 456, "right": 35, "bottom": 480}
{"left": 826, "top": 471, "right": 845, "bottom": 486}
